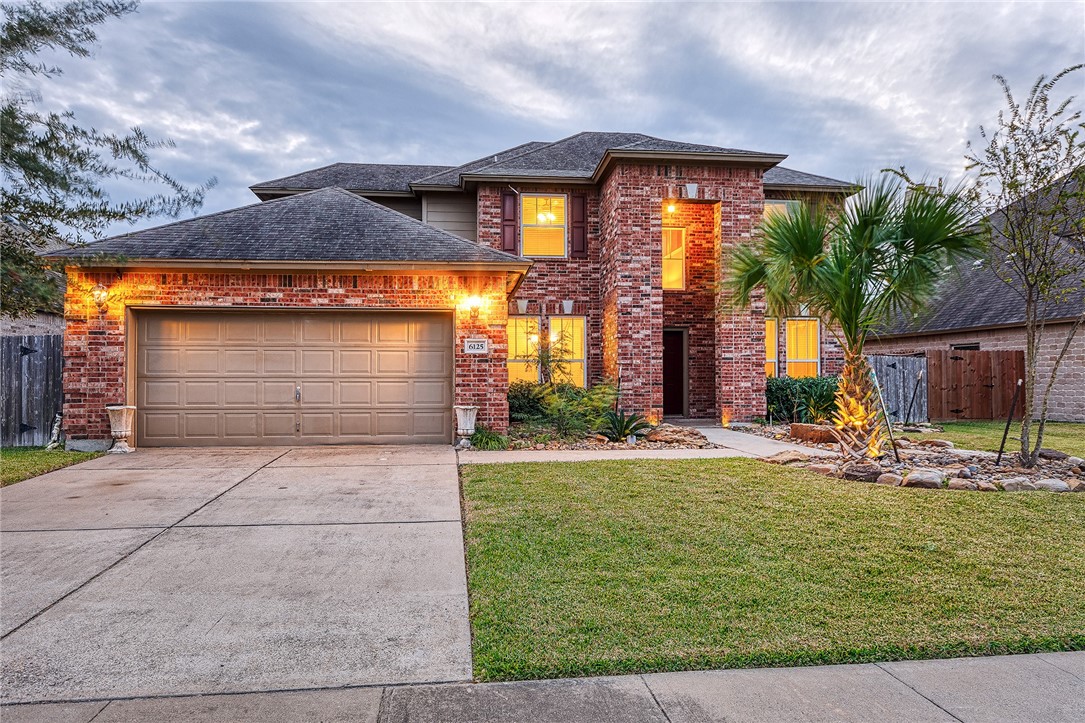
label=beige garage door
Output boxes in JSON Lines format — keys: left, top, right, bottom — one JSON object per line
{"left": 135, "top": 310, "right": 454, "bottom": 446}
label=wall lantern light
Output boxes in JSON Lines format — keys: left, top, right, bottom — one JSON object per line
{"left": 91, "top": 283, "right": 109, "bottom": 312}
{"left": 463, "top": 295, "right": 484, "bottom": 320}
{"left": 666, "top": 200, "right": 676, "bottom": 214}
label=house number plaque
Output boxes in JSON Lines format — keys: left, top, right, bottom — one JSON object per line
{"left": 464, "top": 338, "right": 489, "bottom": 354}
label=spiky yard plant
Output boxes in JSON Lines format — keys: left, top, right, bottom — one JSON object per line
{"left": 728, "top": 175, "right": 983, "bottom": 459}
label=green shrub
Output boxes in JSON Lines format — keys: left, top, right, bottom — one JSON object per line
{"left": 470, "top": 424, "right": 509, "bottom": 450}
{"left": 600, "top": 410, "right": 652, "bottom": 442}
{"left": 508, "top": 381, "right": 549, "bottom": 422}
{"left": 766, "top": 376, "right": 840, "bottom": 424}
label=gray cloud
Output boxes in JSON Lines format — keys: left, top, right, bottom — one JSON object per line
{"left": 26, "top": 0, "right": 1085, "bottom": 235}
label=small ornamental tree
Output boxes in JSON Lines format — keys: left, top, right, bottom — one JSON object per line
{"left": 1, "top": 0, "right": 214, "bottom": 317}
{"left": 728, "top": 175, "right": 983, "bottom": 459}
{"left": 965, "top": 66, "right": 1085, "bottom": 467}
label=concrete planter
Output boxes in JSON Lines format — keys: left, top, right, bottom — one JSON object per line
{"left": 105, "top": 405, "right": 136, "bottom": 454}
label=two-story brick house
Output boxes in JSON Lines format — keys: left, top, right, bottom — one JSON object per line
{"left": 54, "top": 132, "right": 848, "bottom": 448}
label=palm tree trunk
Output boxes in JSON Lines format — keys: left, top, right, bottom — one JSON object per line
{"left": 832, "top": 349, "right": 884, "bottom": 460}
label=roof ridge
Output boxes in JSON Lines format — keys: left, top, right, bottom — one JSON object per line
{"left": 250, "top": 162, "right": 346, "bottom": 190}
{"left": 415, "top": 140, "right": 555, "bottom": 185}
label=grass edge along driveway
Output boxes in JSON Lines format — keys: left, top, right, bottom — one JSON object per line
{"left": 461, "top": 458, "right": 1085, "bottom": 682}
{"left": 1, "top": 447, "right": 102, "bottom": 487}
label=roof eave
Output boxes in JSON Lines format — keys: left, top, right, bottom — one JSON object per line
{"left": 875, "top": 316, "right": 1081, "bottom": 339}
{"left": 459, "top": 173, "right": 595, "bottom": 186}
{"left": 764, "top": 183, "right": 854, "bottom": 193}
{"left": 594, "top": 150, "right": 788, "bottom": 182}
{"left": 59, "top": 258, "right": 532, "bottom": 273}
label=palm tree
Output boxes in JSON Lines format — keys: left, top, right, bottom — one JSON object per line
{"left": 728, "top": 175, "right": 983, "bottom": 459}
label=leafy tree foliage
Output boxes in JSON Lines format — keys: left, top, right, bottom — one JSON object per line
{"left": 964, "top": 66, "right": 1084, "bottom": 467}
{"left": 1, "top": 0, "right": 213, "bottom": 317}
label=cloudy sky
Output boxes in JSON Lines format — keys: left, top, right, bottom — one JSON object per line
{"left": 28, "top": 0, "right": 1085, "bottom": 233}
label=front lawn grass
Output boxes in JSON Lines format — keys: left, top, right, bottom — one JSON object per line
{"left": 931, "top": 420, "right": 1085, "bottom": 458}
{"left": 1, "top": 447, "right": 102, "bottom": 487}
{"left": 461, "top": 459, "right": 1085, "bottom": 681}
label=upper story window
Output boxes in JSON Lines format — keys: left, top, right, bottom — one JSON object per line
{"left": 764, "top": 200, "right": 801, "bottom": 221}
{"left": 521, "top": 195, "right": 567, "bottom": 257}
{"left": 662, "top": 228, "right": 686, "bottom": 290}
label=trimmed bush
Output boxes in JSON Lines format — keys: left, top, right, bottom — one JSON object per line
{"left": 507, "top": 380, "right": 618, "bottom": 434}
{"left": 470, "top": 424, "right": 509, "bottom": 450}
{"left": 766, "top": 376, "right": 840, "bottom": 424}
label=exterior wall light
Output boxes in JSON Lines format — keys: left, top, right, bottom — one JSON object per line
{"left": 666, "top": 201, "right": 676, "bottom": 214}
{"left": 463, "top": 295, "right": 484, "bottom": 320}
{"left": 91, "top": 283, "right": 109, "bottom": 312}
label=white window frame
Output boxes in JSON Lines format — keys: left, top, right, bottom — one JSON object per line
{"left": 661, "top": 227, "right": 686, "bottom": 290}
{"left": 550, "top": 315, "right": 587, "bottom": 387}
{"left": 507, "top": 316, "right": 542, "bottom": 383}
{"left": 785, "top": 317, "right": 821, "bottom": 377}
{"left": 765, "top": 317, "right": 779, "bottom": 378}
{"left": 520, "top": 193, "right": 568, "bottom": 258}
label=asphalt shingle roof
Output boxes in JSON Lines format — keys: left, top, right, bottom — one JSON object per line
{"left": 250, "top": 163, "right": 453, "bottom": 193}
{"left": 764, "top": 166, "right": 851, "bottom": 189}
{"left": 412, "top": 141, "right": 551, "bottom": 187}
{"left": 50, "top": 187, "right": 526, "bottom": 264}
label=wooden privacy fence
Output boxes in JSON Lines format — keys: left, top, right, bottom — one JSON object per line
{"left": 1, "top": 335, "right": 64, "bottom": 448}
{"left": 926, "top": 349, "right": 1025, "bottom": 421}
{"left": 869, "top": 354, "right": 928, "bottom": 424}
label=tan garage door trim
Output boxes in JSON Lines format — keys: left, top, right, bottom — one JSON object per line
{"left": 130, "top": 307, "right": 455, "bottom": 447}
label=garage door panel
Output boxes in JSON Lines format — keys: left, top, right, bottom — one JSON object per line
{"left": 341, "top": 350, "right": 372, "bottom": 374}
{"left": 339, "top": 382, "right": 372, "bottom": 405}
{"left": 300, "top": 349, "right": 334, "bottom": 375}
{"left": 183, "top": 350, "right": 222, "bottom": 374}
{"left": 184, "top": 381, "right": 220, "bottom": 406}
{"left": 137, "top": 311, "right": 452, "bottom": 446}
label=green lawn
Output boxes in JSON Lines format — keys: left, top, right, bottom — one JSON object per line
{"left": 1, "top": 447, "right": 102, "bottom": 487}
{"left": 461, "top": 459, "right": 1085, "bottom": 681}
{"left": 931, "top": 420, "right": 1085, "bottom": 457}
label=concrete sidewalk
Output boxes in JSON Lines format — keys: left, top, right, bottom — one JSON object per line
{"left": 458, "top": 425, "right": 833, "bottom": 464}
{"left": 5, "top": 652, "right": 1081, "bottom": 722}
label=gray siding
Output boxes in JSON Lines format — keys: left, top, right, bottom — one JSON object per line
{"left": 423, "top": 193, "right": 477, "bottom": 241}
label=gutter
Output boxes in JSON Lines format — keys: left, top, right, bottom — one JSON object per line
{"left": 55, "top": 259, "right": 532, "bottom": 274}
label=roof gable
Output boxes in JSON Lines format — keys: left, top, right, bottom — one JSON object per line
{"left": 51, "top": 187, "right": 526, "bottom": 266}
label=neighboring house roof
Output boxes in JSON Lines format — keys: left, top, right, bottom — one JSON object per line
{"left": 48, "top": 187, "right": 528, "bottom": 268}
{"left": 249, "top": 132, "right": 847, "bottom": 197}
{"left": 877, "top": 247, "right": 1085, "bottom": 337}
{"left": 764, "top": 166, "right": 852, "bottom": 191}
{"left": 249, "top": 163, "right": 453, "bottom": 199}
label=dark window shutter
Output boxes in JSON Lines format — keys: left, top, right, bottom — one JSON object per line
{"left": 501, "top": 192, "right": 519, "bottom": 254}
{"left": 570, "top": 194, "right": 587, "bottom": 258}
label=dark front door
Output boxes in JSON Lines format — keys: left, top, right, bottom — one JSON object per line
{"left": 662, "top": 330, "right": 685, "bottom": 416}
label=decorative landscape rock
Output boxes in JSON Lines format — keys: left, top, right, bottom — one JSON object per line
{"left": 764, "top": 450, "right": 811, "bottom": 466}
{"left": 789, "top": 423, "right": 837, "bottom": 445}
{"left": 644, "top": 424, "right": 708, "bottom": 447}
{"left": 842, "top": 462, "right": 883, "bottom": 483}
{"left": 956, "top": 467, "right": 973, "bottom": 479}
{"left": 876, "top": 473, "right": 903, "bottom": 486}
{"left": 947, "top": 479, "right": 978, "bottom": 491}
{"left": 1000, "top": 477, "right": 1037, "bottom": 492}
{"left": 1035, "top": 479, "right": 1070, "bottom": 493}
{"left": 976, "top": 480, "right": 998, "bottom": 492}
{"left": 806, "top": 463, "right": 838, "bottom": 476}
{"left": 1038, "top": 448, "right": 1069, "bottom": 461}
{"left": 1067, "top": 456, "right": 1085, "bottom": 468}
{"left": 917, "top": 439, "right": 954, "bottom": 449}
{"left": 902, "top": 469, "right": 944, "bottom": 489}
{"left": 1069, "top": 480, "right": 1085, "bottom": 492}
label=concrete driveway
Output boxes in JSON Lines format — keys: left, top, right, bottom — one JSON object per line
{"left": 0, "top": 446, "right": 471, "bottom": 704}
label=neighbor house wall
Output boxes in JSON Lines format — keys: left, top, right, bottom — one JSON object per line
{"left": 866, "top": 322, "right": 1085, "bottom": 422}
{"left": 62, "top": 268, "right": 512, "bottom": 442}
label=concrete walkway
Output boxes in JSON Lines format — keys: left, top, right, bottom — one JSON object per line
{"left": 459, "top": 425, "right": 833, "bottom": 464}
{"left": 0, "top": 446, "right": 471, "bottom": 704}
{"left": 4, "top": 652, "right": 1081, "bottom": 722}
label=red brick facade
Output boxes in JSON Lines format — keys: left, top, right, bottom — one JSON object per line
{"left": 62, "top": 269, "right": 511, "bottom": 440}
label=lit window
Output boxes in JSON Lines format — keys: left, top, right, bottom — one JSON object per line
{"left": 662, "top": 227, "right": 685, "bottom": 290}
{"left": 786, "top": 318, "right": 820, "bottom": 377}
{"left": 507, "top": 316, "right": 541, "bottom": 383}
{"left": 765, "top": 317, "right": 778, "bottom": 377}
{"left": 764, "top": 200, "right": 801, "bottom": 221}
{"left": 549, "top": 316, "right": 586, "bottom": 387}
{"left": 521, "top": 195, "right": 566, "bottom": 257}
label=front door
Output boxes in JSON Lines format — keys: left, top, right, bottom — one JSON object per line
{"left": 662, "top": 329, "right": 686, "bottom": 416}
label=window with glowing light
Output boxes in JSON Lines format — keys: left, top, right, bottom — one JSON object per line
{"left": 507, "top": 316, "right": 541, "bottom": 383}
{"left": 661, "top": 227, "right": 685, "bottom": 290}
{"left": 521, "top": 195, "right": 567, "bottom": 257}
{"left": 763, "top": 199, "right": 801, "bottom": 221}
{"left": 765, "top": 317, "right": 778, "bottom": 377}
{"left": 785, "top": 318, "right": 820, "bottom": 377}
{"left": 550, "top": 316, "right": 586, "bottom": 387}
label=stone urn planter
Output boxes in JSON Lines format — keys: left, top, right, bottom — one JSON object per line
{"left": 454, "top": 405, "right": 479, "bottom": 437}
{"left": 105, "top": 405, "right": 136, "bottom": 454}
